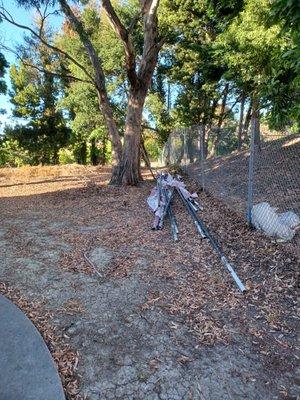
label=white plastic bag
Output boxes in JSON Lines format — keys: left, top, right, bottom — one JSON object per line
{"left": 278, "top": 211, "right": 300, "bottom": 230}
{"left": 252, "top": 202, "right": 299, "bottom": 241}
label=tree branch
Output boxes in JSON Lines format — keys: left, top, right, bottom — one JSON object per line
{"left": 0, "top": 5, "right": 95, "bottom": 83}
{"left": 142, "top": 123, "right": 158, "bottom": 131}
{"left": 57, "top": 0, "right": 123, "bottom": 161}
{"left": 102, "top": 0, "right": 137, "bottom": 87}
{"left": 223, "top": 98, "right": 240, "bottom": 119}
{"left": 138, "top": 0, "right": 161, "bottom": 84}
{"left": 22, "top": 61, "right": 93, "bottom": 84}
{"left": 128, "top": 11, "right": 142, "bottom": 33}
{"left": 58, "top": 0, "right": 108, "bottom": 92}
{"left": 0, "top": 43, "right": 92, "bottom": 84}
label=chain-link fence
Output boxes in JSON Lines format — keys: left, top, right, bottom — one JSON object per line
{"left": 160, "top": 126, "right": 300, "bottom": 255}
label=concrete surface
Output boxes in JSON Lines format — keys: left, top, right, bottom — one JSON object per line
{"left": 0, "top": 294, "right": 65, "bottom": 400}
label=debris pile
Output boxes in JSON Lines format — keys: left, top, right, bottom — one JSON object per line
{"left": 147, "top": 173, "right": 201, "bottom": 236}
{"left": 147, "top": 172, "right": 246, "bottom": 292}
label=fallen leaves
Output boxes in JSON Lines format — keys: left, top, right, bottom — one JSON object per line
{"left": 61, "top": 299, "right": 85, "bottom": 316}
{"left": 0, "top": 283, "right": 82, "bottom": 400}
{"left": 0, "top": 165, "right": 298, "bottom": 399}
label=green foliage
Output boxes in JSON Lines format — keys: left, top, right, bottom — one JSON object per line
{"left": 7, "top": 23, "right": 71, "bottom": 164}
{"left": 0, "top": 52, "right": 8, "bottom": 96}
{"left": 0, "top": 137, "right": 31, "bottom": 167}
{"left": 0, "top": 16, "right": 8, "bottom": 94}
{"left": 215, "top": 0, "right": 299, "bottom": 129}
{"left": 144, "top": 130, "right": 162, "bottom": 160}
{"left": 271, "top": 0, "right": 300, "bottom": 74}
{"left": 58, "top": 147, "right": 76, "bottom": 164}
{"left": 3, "top": 0, "right": 298, "bottom": 165}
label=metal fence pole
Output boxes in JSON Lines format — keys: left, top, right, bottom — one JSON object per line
{"left": 183, "top": 128, "right": 187, "bottom": 170}
{"left": 200, "top": 125, "right": 205, "bottom": 191}
{"left": 247, "top": 119, "right": 255, "bottom": 224}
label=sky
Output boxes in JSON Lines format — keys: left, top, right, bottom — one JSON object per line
{"left": 0, "top": 1, "right": 63, "bottom": 131}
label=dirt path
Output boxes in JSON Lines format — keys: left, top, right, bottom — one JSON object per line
{"left": 0, "top": 166, "right": 298, "bottom": 399}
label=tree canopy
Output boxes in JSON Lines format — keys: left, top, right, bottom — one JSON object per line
{"left": 0, "top": 0, "right": 298, "bottom": 176}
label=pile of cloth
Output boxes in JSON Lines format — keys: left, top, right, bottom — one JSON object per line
{"left": 147, "top": 172, "right": 201, "bottom": 240}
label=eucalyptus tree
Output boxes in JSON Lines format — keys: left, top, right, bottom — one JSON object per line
{"left": 57, "top": 6, "right": 126, "bottom": 165}
{"left": 1, "top": 0, "right": 164, "bottom": 184}
{"left": 0, "top": 34, "right": 8, "bottom": 148}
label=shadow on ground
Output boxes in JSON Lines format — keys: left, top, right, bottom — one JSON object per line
{"left": 0, "top": 168, "right": 298, "bottom": 400}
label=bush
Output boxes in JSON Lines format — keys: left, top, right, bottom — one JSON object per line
{"left": 58, "top": 148, "right": 76, "bottom": 165}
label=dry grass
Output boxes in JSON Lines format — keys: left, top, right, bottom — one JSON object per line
{"left": 0, "top": 164, "right": 106, "bottom": 183}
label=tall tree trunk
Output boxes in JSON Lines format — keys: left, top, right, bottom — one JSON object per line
{"left": 99, "top": 135, "right": 107, "bottom": 165}
{"left": 205, "top": 98, "right": 218, "bottom": 157}
{"left": 113, "top": 88, "right": 146, "bottom": 185}
{"left": 210, "top": 83, "right": 229, "bottom": 156}
{"left": 77, "top": 141, "right": 87, "bottom": 164}
{"left": 243, "top": 101, "right": 253, "bottom": 143}
{"left": 237, "top": 92, "right": 246, "bottom": 151}
{"left": 217, "top": 83, "right": 229, "bottom": 130}
{"left": 209, "top": 98, "right": 218, "bottom": 126}
{"left": 200, "top": 124, "right": 208, "bottom": 159}
{"left": 90, "top": 137, "right": 99, "bottom": 165}
{"left": 52, "top": 148, "right": 59, "bottom": 164}
{"left": 252, "top": 97, "right": 261, "bottom": 150}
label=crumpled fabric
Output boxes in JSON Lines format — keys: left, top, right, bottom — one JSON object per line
{"left": 252, "top": 202, "right": 300, "bottom": 241}
{"left": 147, "top": 173, "right": 198, "bottom": 217}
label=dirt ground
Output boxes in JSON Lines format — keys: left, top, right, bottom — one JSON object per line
{"left": 0, "top": 165, "right": 299, "bottom": 400}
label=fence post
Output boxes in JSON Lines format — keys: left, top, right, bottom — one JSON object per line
{"left": 247, "top": 117, "right": 256, "bottom": 225}
{"left": 183, "top": 128, "right": 187, "bottom": 170}
{"left": 200, "top": 125, "right": 205, "bottom": 191}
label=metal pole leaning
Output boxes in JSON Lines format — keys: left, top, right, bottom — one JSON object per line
{"left": 159, "top": 187, "right": 175, "bottom": 229}
{"left": 168, "top": 205, "right": 179, "bottom": 241}
{"left": 151, "top": 173, "right": 163, "bottom": 230}
{"left": 176, "top": 187, "right": 206, "bottom": 238}
{"left": 162, "top": 187, "right": 178, "bottom": 240}
{"left": 176, "top": 187, "right": 246, "bottom": 292}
